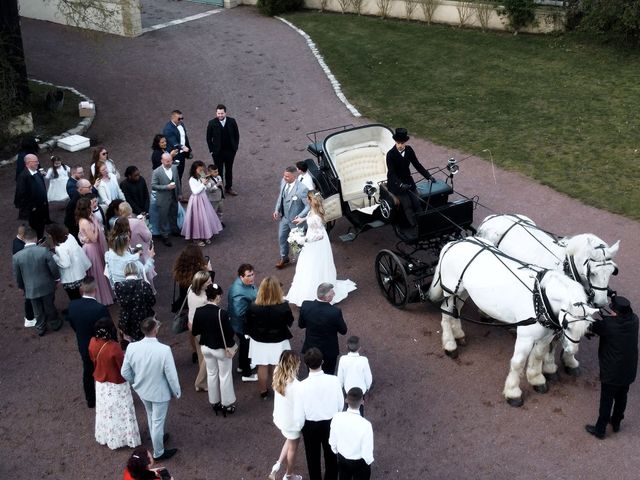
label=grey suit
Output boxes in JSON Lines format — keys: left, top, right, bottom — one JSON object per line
{"left": 151, "top": 165, "right": 182, "bottom": 238}
{"left": 275, "top": 179, "right": 309, "bottom": 259}
{"left": 12, "top": 244, "right": 61, "bottom": 334}
{"left": 122, "top": 337, "right": 181, "bottom": 458}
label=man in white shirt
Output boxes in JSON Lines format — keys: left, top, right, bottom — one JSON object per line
{"left": 162, "top": 110, "right": 192, "bottom": 185}
{"left": 296, "top": 161, "right": 315, "bottom": 191}
{"left": 337, "top": 336, "right": 372, "bottom": 414}
{"left": 294, "top": 348, "right": 344, "bottom": 480}
{"left": 329, "top": 387, "right": 374, "bottom": 480}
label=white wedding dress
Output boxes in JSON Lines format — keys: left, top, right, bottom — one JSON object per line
{"left": 286, "top": 212, "right": 356, "bottom": 306}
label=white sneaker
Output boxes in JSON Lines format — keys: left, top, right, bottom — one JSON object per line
{"left": 24, "top": 318, "right": 37, "bottom": 328}
{"left": 242, "top": 374, "right": 258, "bottom": 382}
{"left": 267, "top": 461, "right": 281, "bottom": 480}
{"left": 283, "top": 474, "right": 302, "bottom": 480}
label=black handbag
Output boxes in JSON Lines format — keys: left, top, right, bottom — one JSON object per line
{"left": 171, "top": 286, "right": 190, "bottom": 334}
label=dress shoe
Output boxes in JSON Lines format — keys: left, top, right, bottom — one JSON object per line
{"left": 275, "top": 257, "right": 290, "bottom": 269}
{"left": 585, "top": 424, "right": 605, "bottom": 439}
{"left": 611, "top": 422, "right": 621, "bottom": 433}
{"left": 87, "top": 401, "right": 95, "bottom": 409}
{"left": 225, "top": 188, "right": 238, "bottom": 196}
{"left": 24, "top": 318, "right": 36, "bottom": 328}
{"left": 37, "top": 329, "right": 46, "bottom": 337}
{"left": 153, "top": 448, "right": 178, "bottom": 461}
{"left": 162, "top": 237, "right": 172, "bottom": 247}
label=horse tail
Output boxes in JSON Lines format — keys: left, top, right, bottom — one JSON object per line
{"left": 428, "top": 243, "right": 451, "bottom": 303}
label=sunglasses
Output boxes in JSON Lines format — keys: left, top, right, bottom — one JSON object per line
{"left": 178, "top": 117, "right": 184, "bottom": 121}
{"left": 101, "top": 151, "right": 108, "bottom": 155}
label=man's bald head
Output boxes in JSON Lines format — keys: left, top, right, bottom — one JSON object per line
{"left": 161, "top": 153, "right": 173, "bottom": 168}
{"left": 77, "top": 179, "right": 91, "bottom": 195}
{"left": 24, "top": 154, "right": 39, "bottom": 171}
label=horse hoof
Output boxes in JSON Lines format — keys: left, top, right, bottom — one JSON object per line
{"left": 507, "top": 397, "right": 524, "bottom": 408}
{"left": 456, "top": 337, "right": 467, "bottom": 346}
{"left": 543, "top": 372, "right": 559, "bottom": 382}
{"left": 533, "top": 383, "right": 549, "bottom": 394}
{"left": 564, "top": 366, "right": 581, "bottom": 377}
{"left": 444, "top": 349, "right": 459, "bottom": 359}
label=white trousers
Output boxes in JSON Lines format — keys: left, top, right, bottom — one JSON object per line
{"left": 201, "top": 345, "right": 236, "bottom": 406}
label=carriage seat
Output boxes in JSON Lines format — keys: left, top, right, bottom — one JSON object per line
{"left": 331, "top": 142, "right": 388, "bottom": 202}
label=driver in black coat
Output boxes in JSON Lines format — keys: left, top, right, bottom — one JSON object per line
{"left": 585, "top": 295, "right": 638, "bottom": 439}
{"left": 385, "top": 128, "right": 432, "bottom": 228}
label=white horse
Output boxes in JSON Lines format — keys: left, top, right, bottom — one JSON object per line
{"left": 476, "top": 214, "right": 619, "bottom": 307}
{"left": 428, "top": 237, "right": 598, "bottom": 407}
{"left": 476, "top": 214, "right": 619, "bottom": 377}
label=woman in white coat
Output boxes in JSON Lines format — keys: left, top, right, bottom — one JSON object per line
{"left": 47, "top": 223, "right": 91, "bottom": 301}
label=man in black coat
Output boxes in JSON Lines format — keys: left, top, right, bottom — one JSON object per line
{"left": 299, "top": 282, "right": 348, "bottom": 375}
{"left": 386, "top": 128, "right": 432, "bottom": 228}
{"left": 586, "top": 295, "right": 639, "bottom": 439}
{"left": 162, "top": 109, "right": 192, "bottom": 186}
{"left": 14, "top": 154, "right": 50, "bottom": 239}
{"left": 206, "top": 103, "right": 240, "bottom": 196}
{"left": 67, "top": 276, "right": 111, "bottom": 408}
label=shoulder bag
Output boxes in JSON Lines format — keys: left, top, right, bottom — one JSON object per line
{"left": 171, "top": 286, "right": 190, "bottom": 334}
{"left": 219, "top": 308, "right": 238, "bottom": 358}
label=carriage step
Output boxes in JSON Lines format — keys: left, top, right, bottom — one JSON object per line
{"left": 367, "top": 220, "right": 386, "bottom": 228}
{"left": 339, "top": 232, "right": 357, "bottom": 242}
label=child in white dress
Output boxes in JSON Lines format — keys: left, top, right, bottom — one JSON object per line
{"left": 46, "top": 155, "right": 70, "bottom": 202}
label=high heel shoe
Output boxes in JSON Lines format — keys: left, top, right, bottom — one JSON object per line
{"left": 212, "top": 402, "right": 222, "bottom": 416}
{"left": 221, "top": 404, "right": 236, "bottom": 417}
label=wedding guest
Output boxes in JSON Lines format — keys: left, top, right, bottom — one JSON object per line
{"left": 66, "top": 164, "right": 84, "bottom": 198}
{"left": 105, "top": 198, "right": 125, "bottom": 230}
{"left": 181, "top": 160, "right": 223, "bottom": 247}
{"left": 329, "top": 387, "right": 374, "bottom": 479}
{"left": 45, "top": 155, "right": 70, "bottom": 203}
{"left": 151, "top": 134, "right": 179, "bottom": 170}
{"left": 14, "top": 135, "right": 40, "bottom": 181}
{"left": 246, "top": 276, "right": 294, "bottom": 399}
{"left": 228, "top": 263, "right": 258, "bottom": 381}
{"left": 65, "top": 179, "right": 92, "bottom": 240}
{"left": 47, "top": 223, "right": 91, "bottom": 301}
{"left": 115, "top": 262, "right": 156, "bottom": 344}
{"left": 14, "top": 154, "right": 50, "bottom": 238}
{"left": 76, "top": 197, "right": 114, "bottom": 305}
{"left": 296, "top": 160, "right": 315, "bottom": 191}
{"left": 120, "top": 166, "right": 150, "bottom": 216}
{"left": 89, "top": 146, "right": 120, "bottom": 183}
{"left": 95, "top": 160, "right": 126, "bottom": 213}
{"left": 151, "top": 153, "right": 181, "bottom": 247}
{"left": 104, "top": 231, "right": 155, "bottom": 288}
{"left": 120, "top": 202, "right": 157, "bottom": 291}
{"left": 89, "top": 318, "right": 141, "bottom": 450}
{"left": 12, "top": 224, "right": 35, "bottom": 327}
{"left": 337, "top": 336, "right": 373, "bottom": 414}
{"left": 268, "top": 350, "right": 303, "bottom": 480}
{"left": 205, "top": 164, "right": 224, "bottom": 223}
{"left": 162, "top": 109, "right": 192, "bottom": 185}
{"left": 187, "top": 271, "right": 212, "bottom": 392}
{"left": 172, "top": 245, "right": 212, "bottom": 363}
{"left": 191, "top": 284, "right": 237, "bottom": 417}
{"left": 124, "top": 447, "right": 173, "bottom": 480}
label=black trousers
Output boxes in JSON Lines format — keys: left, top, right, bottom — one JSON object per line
{"left": 397, "top": 187, "right": 422, "bottom": 227}
{"left": 322, "top": 355, "right": 338, "bottom": 376}
{"left": 337, "top": 454, "right": 371, "bottom": 480}
{"left": 175, "top": 155, "right": 186, "bottom": 184}
{"left": 236, "top": 333, "right": 252, "bottom": 376}
{"left": 595, "top": 382, "right": 630, "bottom": 434}
{"left": 214, "top": 149, "right": 236, "bottom": 190}
{"left": 29, "top": 205, "right": 50, "bottom": 239}
{"left": 302, "top": 419, "right": 337, "bottom": 480}
{"left": 81, "top": 353, "right": 96, "bottom": 407}
{"left": 24, "top": 298, "right": 34, "bottom": 320}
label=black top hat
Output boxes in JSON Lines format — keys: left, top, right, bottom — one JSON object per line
{"left": 392, "top": 128, "right": 410, "bottom": 143}
{"left": 611, "top": 296, "right": 633, "bottom": 315}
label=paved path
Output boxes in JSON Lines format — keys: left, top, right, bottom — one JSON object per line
{"left": 3, "top": 6, "right": 639, "bottom": 479}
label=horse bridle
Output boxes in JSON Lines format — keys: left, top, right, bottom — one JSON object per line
{"left": 558, "top": 302, "right": 595, "bottom": 344}
{"left": 564, "top": 250, "right": 618, "bottom": 302}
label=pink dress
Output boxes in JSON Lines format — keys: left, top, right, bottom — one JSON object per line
{"left": 181, "top": 177, "right": 223, "bottom": 240}
{"left": 129, "top": 217, "right": 157, "bottom": 292}
{"left": 79, "top": 216, "right": 114, "bottom": 305}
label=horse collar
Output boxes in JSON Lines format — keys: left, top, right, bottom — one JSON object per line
{"left": 533, "top": 271, "right": 562, "bottom": 331}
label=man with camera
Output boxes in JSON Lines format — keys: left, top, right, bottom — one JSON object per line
{"left": 162, "top": 110, "right": 192, "bottom": 186}
{"left": 385, "top": 128, "right": 432, "bottom": 229}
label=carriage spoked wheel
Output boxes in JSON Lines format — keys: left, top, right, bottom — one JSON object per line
{"left": 375, "top": 249, "right": 409, "bottom": 308}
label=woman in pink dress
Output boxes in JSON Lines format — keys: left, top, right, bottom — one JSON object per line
{"left": 181, "top": 161, "right": 223, "bottom": 247}
{"left": 76, "top": 196, "right": 114, "bottom": 305}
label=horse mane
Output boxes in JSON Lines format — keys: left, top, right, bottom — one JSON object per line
{"left": 564, "top": 233, "right": 607, "bottom": 258}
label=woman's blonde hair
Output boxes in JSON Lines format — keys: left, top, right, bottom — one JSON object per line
{"left": 112, "top": 234, "right": 130, "bottom": 256}
{"left": 307, "top": 190, "right": 325, "bottom": 221}
{"left": 272, "top": 350, "right": 300, "bottom": 396}
{"left": 191, "top": 270, "right": 211, "bottom": 295}
{"left": 119, "top": 202, "right": 132, "bottom": 217}
{"left": 255, "top": 276, "right": 284, "bottom": 306}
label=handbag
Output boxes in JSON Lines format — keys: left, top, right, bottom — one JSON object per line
{"left": 219, "top": 308, "right": 238, "bottom": 358}
{"left": 171, "top": 286, "right": 190, "bottom": 334}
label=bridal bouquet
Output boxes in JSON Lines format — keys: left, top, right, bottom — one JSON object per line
{"left": 287, "top": 227, "right": 306, "bottom": 259}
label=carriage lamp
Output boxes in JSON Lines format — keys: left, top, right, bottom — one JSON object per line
{"left": 363, "top": 181, "right": 377, "bottom": 205}
{"left": 447, "top": 158, "right": 459, "bottom": 175}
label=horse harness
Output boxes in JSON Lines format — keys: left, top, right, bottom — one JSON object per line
{"left": 489, "top": 214, "right": 563, "bottom": 262}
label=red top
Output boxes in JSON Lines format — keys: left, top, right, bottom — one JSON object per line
{"left": 123, "top": 468, "right": 160, "bottom": 480}
{"left": 89, "top": 338, "right": 125, "bottom": 384}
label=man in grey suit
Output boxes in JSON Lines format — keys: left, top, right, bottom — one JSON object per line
{"left": 12, "top": 226, "right": 61, "bottom": 336}
{"left": 151, "top": 153, "right": 182, "bottom": 247}
{"left": 273, "top": 165, "right": 309, "bottom": 269}
{"left": 122, "top": 317, "right": 181, "bottom": 461}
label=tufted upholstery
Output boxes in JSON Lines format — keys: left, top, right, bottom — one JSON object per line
{"left": 322, "top": 194, "right": 343, "bottom": 222}
{"left": 332, "top": 142, "right": 388, "bottom": 202}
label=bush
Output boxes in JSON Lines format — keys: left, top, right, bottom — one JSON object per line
{"left": 497, "top": 0, "right": 536, "bottom": 33}
{"left": 578, "top": 0, "right": 640, "bottom": 45}
{"left": 257, "top": 0, "right": 303, "bottom": 16}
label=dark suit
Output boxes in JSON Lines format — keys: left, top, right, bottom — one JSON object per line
{"left": 206, "top": 116, "right": 240, "bottom": 190}
{"left": 15, "top": 169, "right": 50, "bottom": 238}
{"left": 12, "top": 244, "right": 61, "bottom": 335}
{"left": 386, "top": 145, "right": 432, "bottom": 227}
{"left": 66, "top": 177, "right": 78, "bottom": 198}
{"left": 12, "top": 237, "right": 34, "bottom": 321}
{"left": 162, "top": 120, "right": 192, "bottom": 184}
{"left": 590, "top": 310, "right": 639, "bottom": 435}
{"left": 299, "top": 300, "right": 348, "bottom": 374}
{"left": 67, "top": 296, "right": 111, "bottom": 407}
{"left": 120, "top": 177, "right": 150, "bottom": 215}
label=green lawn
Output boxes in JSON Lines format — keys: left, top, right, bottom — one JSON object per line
{"left": 284, "top": 12, "right": 640, "bottom": 220}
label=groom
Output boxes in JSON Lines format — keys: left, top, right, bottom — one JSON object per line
{"left": 273, "top": 165, "right": 309, "bottom": 269}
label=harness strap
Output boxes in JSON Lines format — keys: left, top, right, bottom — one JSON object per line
{"left": 492, "top": 214, "right": 563, "bottom": 262}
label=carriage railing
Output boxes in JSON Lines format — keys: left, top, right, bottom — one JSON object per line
{"left": 305, "top": 124, "right": 354, "bottom": 159}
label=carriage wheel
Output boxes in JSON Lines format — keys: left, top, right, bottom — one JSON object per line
{"left": 375, "top": 249, "right": 409, "bottom": 308}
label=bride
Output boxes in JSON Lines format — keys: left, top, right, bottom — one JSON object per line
{"left": 286, "top": 191, "right": 356, "bottom": 306}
